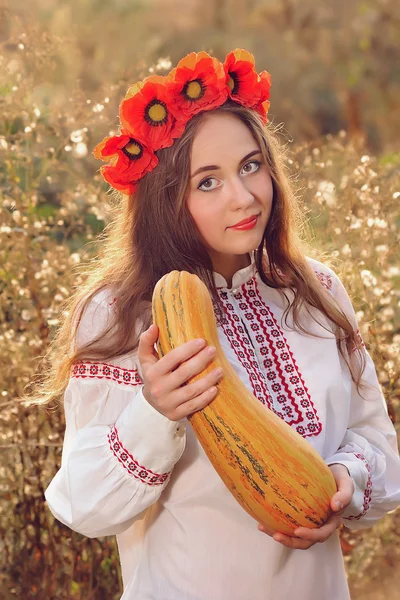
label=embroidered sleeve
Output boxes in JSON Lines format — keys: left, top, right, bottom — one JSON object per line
{"left": 320, "top": 265, "right": 400, "bottom": 529}
{"left": 343, "top": 454, "right": 372, "bottom": 521}
{"left": 45, "top": 292, "right": 186, "bottom": 538}
{"left": 108, "top": 425, "right": 170, "bottom": 486}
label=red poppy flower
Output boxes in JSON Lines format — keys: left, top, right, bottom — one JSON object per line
{"left": 119, "top": 75, "right": 185, "bottom": 151}
{"left": 224, "top": 49, "right": 271, "bottom": 119}
{"left": 254, "top": 70, "right": 272, "bottom": 121}
{"left": 259, "top": 69, "right": 272, "bottom": 100}
{"left": 93, "top": 132, "right": 158, "bottom": 195}
{"left": 166, "top": 51, "right": 229, "bottom": 119}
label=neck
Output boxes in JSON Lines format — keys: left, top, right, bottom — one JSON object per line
{"left": 211, "top": 252, "right": 251, "bottom": 288}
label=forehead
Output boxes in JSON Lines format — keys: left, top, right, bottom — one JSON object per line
{"left": 190, "top": 112, "right": 258, "bottom": 167}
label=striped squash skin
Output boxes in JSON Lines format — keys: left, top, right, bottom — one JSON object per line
{"left": 152, "top": 270, "right": 337, "bottom": 535}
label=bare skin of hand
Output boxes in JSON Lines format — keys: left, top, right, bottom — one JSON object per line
{"left": 137, "top": 324, "right": 224, "bottom": 421}
{"left": 258, "top": 464, "right": 355, "bottom": 550}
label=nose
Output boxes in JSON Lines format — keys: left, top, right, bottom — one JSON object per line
{"left": 224, "top": 174, "right": 255, "bottom": 209}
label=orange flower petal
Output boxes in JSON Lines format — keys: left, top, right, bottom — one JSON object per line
{"left": 119, "top": 75, "right": 184, "bottom": 150}
{"left": 93, "top": 134, "right": 133, "bottom": 162}
{"left": 93, "top": 136, "right": 115, "bottom": 162}
{"left": 259, "top": 70, "right": 272, "bottom": 100}
{"left": 95, "top": 133, "right": 159, "bottom": 194}
{"left": 115, "top": 142, "right": 158, "bottom": 180}
{"left": 101, "top": 165, "right": 136, "bottom": 195}
{"left": 224, "top": 49, "right": 260, "bottom": 107}
{"left": 255, "top": 99, "right": 271, "bottom": 124}
{"left": 124, "top": 80, "right": 145, "bottom": 101}
{"left": 228, "top": 48, "right": 256, "bottom": 66}
{"left": 167, "top": 51, "right": 228, "bottom": 119}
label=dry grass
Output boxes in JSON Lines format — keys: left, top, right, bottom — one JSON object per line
{"left": 1, "top": 14, "right": 399, "bottom": 599}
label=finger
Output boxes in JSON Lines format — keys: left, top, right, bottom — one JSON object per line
{"left": 174, "top": 365, "right": 223, "bottom": 408}
{"left": 168, "top": 344, "right": 218, "bottom": 390}
{"left": 173, "top": 385, "right": 219, "bottom": 421}
{"left": 272, "top": 533, "right": 314, "bottom": 550}
{"left": 258, "top": 525, "right": 314, "bottom": 550}
{"left": 151, "top": 338, "right": 207, "bottom": 378}
{"left": 330, "top": 479, "right": 354, "bottom": 512}
{"left": 294, "top": 514, "right": 342, "bottom": 542}
{"left": 137, "top": 325, "right": 160, "bottom": 367}
{"left": 257, "top": 523, "right": 277, "bottom": 537}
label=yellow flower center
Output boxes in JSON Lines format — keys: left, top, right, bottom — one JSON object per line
{"left": 183, "top": 78, "right": 205, "bottom": 102}
{"left": 124, "top": 141, "right": 142, "bottom": 156}
{"left": 122, "top": 139, "right": 143, "bottom": 160}
{"left": 186, "top": 80, "right": 202, "bottom": 99}
{"left": 147, "top": 102, "right": 167, "bottom": 123}
{"left": 228, "top": 75, "right": 235, "bottom": 92}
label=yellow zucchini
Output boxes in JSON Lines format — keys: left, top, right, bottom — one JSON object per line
{"left": 152, "top": 270, "right": 336, "bottom": 535}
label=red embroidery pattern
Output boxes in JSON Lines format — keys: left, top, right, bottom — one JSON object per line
{"left": 217, "top": 278, "right": 322, "bottom": 438}
{"left": 315, "top": 271, "right": 333, "bottom": 291}
{"left": 108, "top": 297, "right": 118, "bottom": 308}
{"left": 217, "top": 293, "right": 273, "bottom": 408}
{"left": 344, "top": 453, "right": 372, "bottom": 520}
{"left": 72, "top": 361, "right": 143, "bottom": 386}
{"left": 108, "top": 426, "right": 169, "bottom": 485}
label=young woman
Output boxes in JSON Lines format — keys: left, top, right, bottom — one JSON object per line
{"left": 42, "top": 50, "right": 400, "bottom": 599}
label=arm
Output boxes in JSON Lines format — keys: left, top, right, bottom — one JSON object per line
{"left": 45, "top": 371, "right": 186, "bottom": 539}
{"left": 44, "top": 291, "right": 186, "bottom": 538}
{"left": 324, "top": 271, "right": 400, "bottom": 529}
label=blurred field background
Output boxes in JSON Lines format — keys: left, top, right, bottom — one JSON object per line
{"left": 0, "top": 0, "right": 399, "bottom": 598}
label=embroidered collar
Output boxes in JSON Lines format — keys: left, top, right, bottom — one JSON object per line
{"left": 213, "top": 250, "right": 257, "bottom": 290}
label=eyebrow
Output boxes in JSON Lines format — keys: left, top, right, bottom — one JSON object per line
{"left": 190, "top": 149, "right": 262, "bottom": 179}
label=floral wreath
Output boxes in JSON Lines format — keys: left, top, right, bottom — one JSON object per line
{"left": 93, "top": 48, "right": 272, "bottom": 195}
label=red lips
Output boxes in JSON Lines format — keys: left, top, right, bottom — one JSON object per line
{"left": 230, "top": 214, "right": 259, "bottom": 227}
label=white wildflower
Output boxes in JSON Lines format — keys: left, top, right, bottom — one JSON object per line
{"left": 361, "top": 269, "right": 377, "bottom": 287}
{"left": 375, "top": 245, "right": 388, "bottom": 254}
{"left": 341, "top": 244, "right": 352, "bottom": 257}
{"left": 72, "top": 142, "right": 88, "bottom": 158}
{"left": 317, "top": 180, "right": 336, "bottom": 207}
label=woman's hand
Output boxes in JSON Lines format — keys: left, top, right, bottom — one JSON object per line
{"left": 138, "top": 324, "right": 224, "bottom": 421}
{"left": 258, "top": 463, "right": 355, "bottom": 550}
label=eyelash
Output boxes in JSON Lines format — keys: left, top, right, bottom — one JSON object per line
{"left": 197, "top": 160, "right": 262, "bottom": 192}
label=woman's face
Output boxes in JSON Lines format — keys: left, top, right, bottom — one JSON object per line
{"left": 186, "top": 112, "right": 273, "bottom": 280}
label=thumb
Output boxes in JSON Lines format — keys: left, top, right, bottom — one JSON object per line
{"left": 138, "top": 324, "right": 159, "bottom": 364}
{"left": 330, "top": 471, "right": 355, "bottom": 512}
{"left": 146, "top": 323, "right": 158, "bottom": 337}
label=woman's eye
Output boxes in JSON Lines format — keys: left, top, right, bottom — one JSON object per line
{"left": 197, "top": 161, "right": 261, "bottom": 192}
{"left": 198, "top": 177, "right": 219, "bottom": 192}
{"left": 241, "top": 160, "right": 261, "bottom": 175}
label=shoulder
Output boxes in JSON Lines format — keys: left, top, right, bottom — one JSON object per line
{"left": 305, "top": 256, "right": 357, "bottom": 325}
{"left": 73, "top": 287, "right": 118, "bottom": 351}
{"left": 71, "top": 287, "right": 145, "bottom": 379}
{"left": 306, "top": 256, "right": 339, "bottom": 294}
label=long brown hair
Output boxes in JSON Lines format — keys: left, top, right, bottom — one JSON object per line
{"left": 25, "top": 100, "right": 366, "bottom": 406}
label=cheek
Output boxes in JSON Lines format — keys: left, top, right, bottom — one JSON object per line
{"left": 187, "top": 193, "right": 222, "bottom": 234}
{"left": 256, "top": 172, "right": 274, "bottom": 205}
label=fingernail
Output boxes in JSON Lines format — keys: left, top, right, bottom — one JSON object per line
{"left": 196, "top": 339, "right": 205, "bottom": 346}
{"left": 335, "top": 501, "right": 344, "bottom": 510}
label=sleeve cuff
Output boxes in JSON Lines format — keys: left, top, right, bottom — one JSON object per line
{"left": 112, "top": 386, "right": 186, "bottom": 480}
{"left": 326, "top": 453, "right": 372, "bottom": 520}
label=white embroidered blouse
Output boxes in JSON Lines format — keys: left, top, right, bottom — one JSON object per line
{"left": 45, "top": 253, "right": 400, "bottom": 600}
